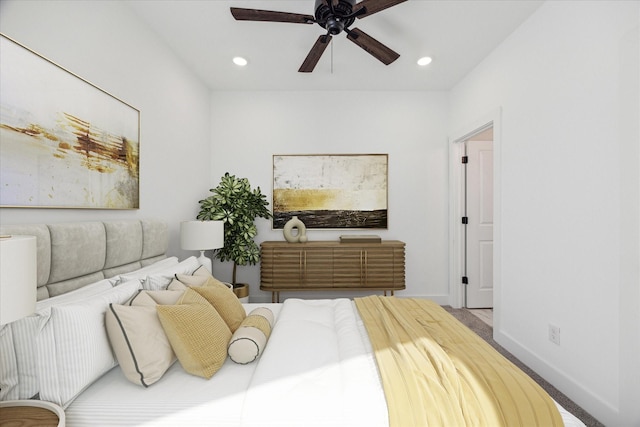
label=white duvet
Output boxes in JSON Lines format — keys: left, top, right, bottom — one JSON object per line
{"left": 66, "top": 299, "right": 585, "bottom": 427}
{"left": 240, "top": 299, "right": 387, "bottom": 427}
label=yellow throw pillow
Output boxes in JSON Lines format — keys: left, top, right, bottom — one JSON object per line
{"left": 157, "top": 288, "right": 231, "bottom": 379}
{"left": 191, "top": 282, "right": 246, "bottom": 332}
{"left": 228, "top": 307, "right": 275, "bottom": 364}
{"left": 166, "top": 265, "right": 245, "bottom": 331}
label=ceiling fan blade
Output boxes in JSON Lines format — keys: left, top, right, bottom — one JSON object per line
{"left": 230, "top": 7, "right": 314, "bottom": 24}
{"left": 346, "top": 28, "right": 399, "bottom": 65}
{"left": 299, "top": 35, "right": 333, "bottom": 73}
{"left": 352, "top": 0, "right": 407, "bottom": 19}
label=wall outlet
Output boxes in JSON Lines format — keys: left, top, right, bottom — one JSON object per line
{"left": 549, "top": 324, "right": 561, "bottom": 345}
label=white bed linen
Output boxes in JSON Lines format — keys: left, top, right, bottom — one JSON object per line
{"left": 240, "top": 299, "right": 388, "bottom": 427}
{"left": 65, "top": 299, "right": 586, "bottom": 427}
{"left": 66, "top": 357, "right": 253, "bottom": 426}
{"left": 66, "top": 304, "right": 281, "bottom": 427}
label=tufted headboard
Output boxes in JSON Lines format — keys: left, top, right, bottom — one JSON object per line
{"left": 0, "top": 219, "right": 168, "bottom": 300}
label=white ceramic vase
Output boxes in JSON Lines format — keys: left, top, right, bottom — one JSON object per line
{"left": 283, "top": 216, "right": 307, "bottom": 243}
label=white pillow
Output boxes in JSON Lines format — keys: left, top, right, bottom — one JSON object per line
{"left": 39, "top": 278, "right": 117, "bottom": 307}
{"left": 142, "top": 257, "right": 200, "bottom": 291}
{"left": 36, "top": 279, "right": 141, "bottom": 408}
{"left": 0, "top": 326, "right": 19, "bottom": 400}
{"left": 116, "top": 256, "right": 179, "bottom": 283}
{"left": 0, "top": 278, "right": 116, "bottom": 401}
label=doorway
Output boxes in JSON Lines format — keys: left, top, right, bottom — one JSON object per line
{"left": 448, "top": 109, "right": 501, "bottom": 313}
{"left": 465, "top": 130, "right": 494, "bottom": 308}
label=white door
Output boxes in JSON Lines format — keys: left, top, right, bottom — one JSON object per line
{"left": 465, "top": 140, "right": 494, "bottom": 308}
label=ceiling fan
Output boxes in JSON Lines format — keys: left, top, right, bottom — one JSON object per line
{"left": 230, "top": 0, "right": 407, "bottom": 72}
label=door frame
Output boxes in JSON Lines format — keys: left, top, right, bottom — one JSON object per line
{"left": 448, "top": 108, "right": 502, "bottom": 315}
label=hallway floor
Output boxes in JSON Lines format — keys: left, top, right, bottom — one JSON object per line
{"left": 468, "top": 309, "right": 493, "bottom": 327}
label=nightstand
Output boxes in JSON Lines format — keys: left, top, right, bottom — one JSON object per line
{"left": 0, "top": 400, "right": 65, "bottom": 427}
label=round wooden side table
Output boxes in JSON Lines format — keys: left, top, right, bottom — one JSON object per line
{"left": 0, "top": 400, "right": 65, "bottom": 427}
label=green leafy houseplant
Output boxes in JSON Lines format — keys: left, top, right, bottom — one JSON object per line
{"left": 197, "top": 173, "right": 272, "bottom": 285}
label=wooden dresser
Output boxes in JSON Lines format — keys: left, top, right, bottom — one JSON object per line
{"left": 260, "top": 240, "right": 405, "bottom": 302}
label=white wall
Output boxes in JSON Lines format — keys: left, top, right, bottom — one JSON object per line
{"left": 209, "top": 91, "right": 451, "bottom": 303}
{"left": 449, "top": 1, "right": 640, "bottom": 425}
{"left": 0, "top": 0, "right": 212, "bottom": 257}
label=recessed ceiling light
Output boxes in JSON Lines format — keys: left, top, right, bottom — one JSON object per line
{"left": 233, "top": 57, "right": 248, "bottom": 66}
{"left": 417, "top": 56, "right": 432, "bottom": 66}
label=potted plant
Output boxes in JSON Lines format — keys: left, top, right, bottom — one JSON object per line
{"left": 196, "top": 172, "right": 272, "bottom": 289}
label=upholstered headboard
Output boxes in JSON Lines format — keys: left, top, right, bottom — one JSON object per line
{"left": 0, "top": 219, "right": 168, "bottom": 300}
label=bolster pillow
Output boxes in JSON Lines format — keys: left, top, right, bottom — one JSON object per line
{"left": 228, "top": 307, "right": 274, "bottom": 364}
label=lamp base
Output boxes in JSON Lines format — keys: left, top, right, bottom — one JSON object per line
{"left": 197, "top": 250, "right": 212, "bottom": 273}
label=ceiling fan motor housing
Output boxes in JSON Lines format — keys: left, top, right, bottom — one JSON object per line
{"left": 315, "top": 0, "right": 357, "bottom": 34}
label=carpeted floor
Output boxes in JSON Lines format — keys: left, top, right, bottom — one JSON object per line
{"left": 443, "top": 306, "right": 604, "bottom": 427}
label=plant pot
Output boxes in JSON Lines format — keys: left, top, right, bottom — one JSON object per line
{"left": 233, "top": 283, "right": 249, "bottom": 303}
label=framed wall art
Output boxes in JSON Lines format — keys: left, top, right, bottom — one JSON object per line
{"left": 272, "top": 154, "right": 388, "bottom": 229}
{"left": 0, "top": 34, "right": 140, "bottom": 209}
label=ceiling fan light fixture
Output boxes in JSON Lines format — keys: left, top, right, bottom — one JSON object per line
{"left": 233, "top": 56, "right": 248, "bottom": 66}
{"left": 326, "top": 16, "right": 345, "bottom": 35}
{"left": 417, "top": 56, "right": 432, "bottom": 66}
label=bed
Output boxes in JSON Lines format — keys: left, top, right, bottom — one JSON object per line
{"left": 0, "top": 220, "right": 586, "bottom": 427}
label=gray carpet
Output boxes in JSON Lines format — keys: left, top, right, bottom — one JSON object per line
{"left": 443, "top": 306, "right": 604, "bottom": 427}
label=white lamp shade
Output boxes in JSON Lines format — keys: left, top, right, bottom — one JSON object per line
{"left": 180, "top": 221, "right": 224, "bottom": 251}
{"left": 0, "top": 235, "right": 37, "bottom": 325}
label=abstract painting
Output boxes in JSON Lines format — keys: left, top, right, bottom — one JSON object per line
{"left": 0, "top": 34, "right": 140, "bottom": 209}
{"left": 273, "top": 154, "right": 388, "bottom": 229}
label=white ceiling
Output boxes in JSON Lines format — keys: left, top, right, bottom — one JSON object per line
{"left": 126, "top": 0, "right": 544, "bottom": 91}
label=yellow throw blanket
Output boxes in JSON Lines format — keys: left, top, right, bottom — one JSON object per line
{"left": 354, "top": 296, "right": 564, "bottom": 427}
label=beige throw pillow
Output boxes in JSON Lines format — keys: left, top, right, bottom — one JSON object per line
{"left": 157, "top": 288, "right": 231, "bottom": 379}
{"left": 105, "top": 304, "right": 176, "bottom": 387}
{"left": 128, "top": 289, "right": 184, "bottom": 306}
{"left": 174, "top": 273, "right": 208, "bottom": 287}
{"left": 175, "top": 265, "right": 231, "bottom": 288}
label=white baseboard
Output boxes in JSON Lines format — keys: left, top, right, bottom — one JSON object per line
{"left": 495, "top": 329, "right": 616, "bottom": 426}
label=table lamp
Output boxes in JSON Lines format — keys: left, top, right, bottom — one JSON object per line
{"left": 180, "top": 220, "right": 224, "bottom": 273}
{"left": 0, "top": 235, "right": 37, "bottom": 325}
{"left": 0, "top": 235, "right": 67, "bottom": 425}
